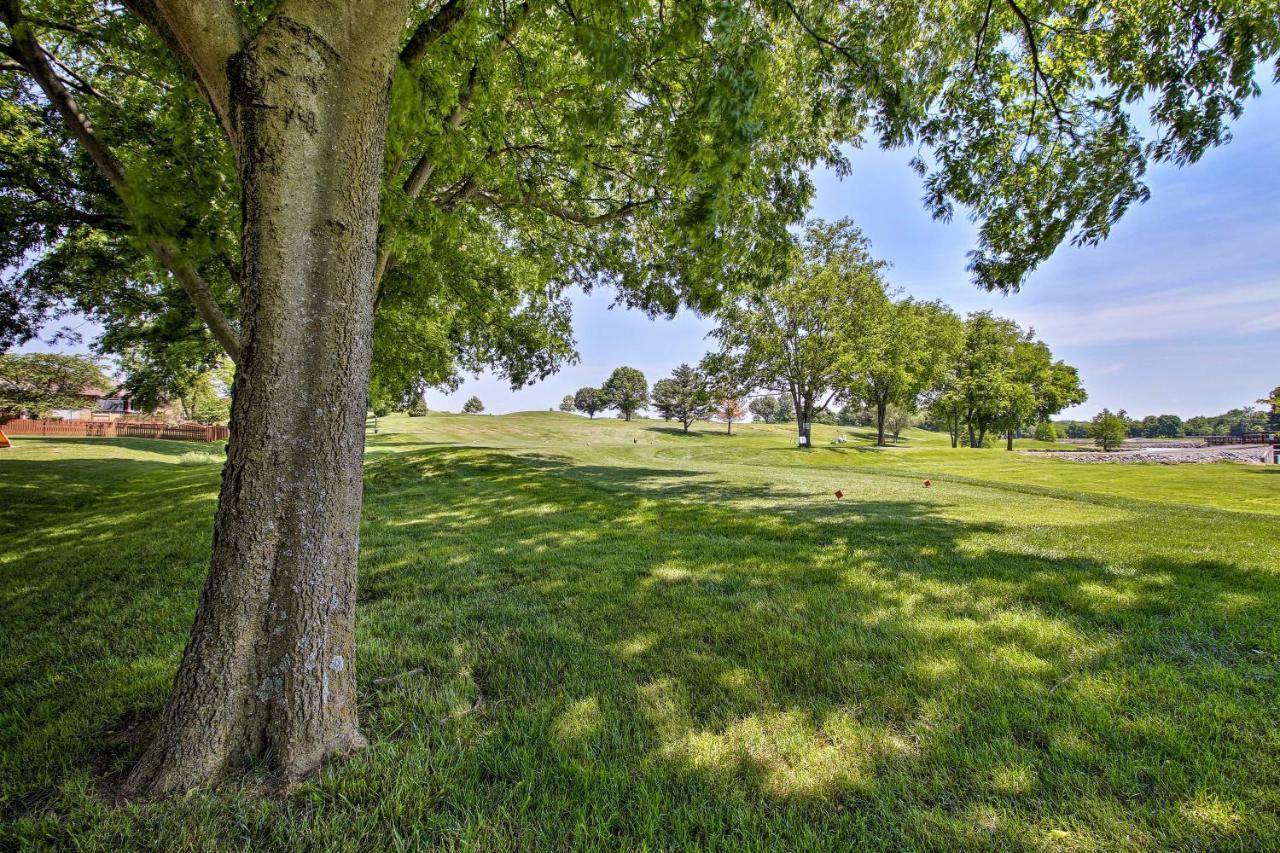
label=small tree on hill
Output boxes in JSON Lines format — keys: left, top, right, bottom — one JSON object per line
{"left": 837, "top": 404, "right": 870, "bottom": 427}
{"left": 559, "top": 394, "right": 575, "bottom": 413}
{"left": 573, "top": 387, "right": 605, "bottom": 419}
{"left": 407, "top": 395, "right": 428, "bottom": 417}
{"left": 885, "top": 403, "right": 916, "bottom": 443}
{"left": 650, "top": 379, "right": 678, "bottom": 421}
{"left": 716, "top": 397, "right": 748, "bottom": 435}
{"left": 1089, "top": 409, "right": 1129, "bottom": 451}
{"left": 926, "top": 386, "right": 965, "bottom": 448}
{"left": 748, "top": 396, "right": 779, "bottom": 424}
{"left": 462, "top": 396, "right": 485, "bottom": 414}
{"left": 776, "top": 395, "right": 795, "bottom": 424}
{"left": 652, "top": 364, "right": 712, "bottom": 433}
{"left": 602, "top": 367, "right": 647, "bottom": 421}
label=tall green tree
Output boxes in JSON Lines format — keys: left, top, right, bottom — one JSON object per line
{"left": 854, "top": 299, "right": 963, "bottom": 446}
{"left": 3, "top": 0, "right": 1274, "bottom": 797}
{"left": 0, "top": 352, "right": 111, "bottom": 417}
{"left": 651, "top": 364, "right": 712, "bottom": 432}
{"left": 573, "top": 387, "right": 605, "bottom": 419}
{"left": 602, "top": 367, "right": 648, "bottom": 421}
{"left": 994, "top": 338, "right": 1086, "bottom": 450}
{"left": 943, "top": 312, "right": 1026, "bottom": 448}
{"left": 558, "top": 394, "right": 575, "bottom": 413}
{"left": 709, "top": 219, "right": 887, "bottom": 441}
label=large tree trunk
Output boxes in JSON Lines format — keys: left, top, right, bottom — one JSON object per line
{"left": 876, "top": 401, "right": 887, "bottom": 446}
{"left": 125, "top": 6, "right": 405, "bottom": 798}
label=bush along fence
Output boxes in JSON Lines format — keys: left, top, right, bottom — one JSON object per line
{"left": 0, "top": 418, "right": 229, "bottom": 442}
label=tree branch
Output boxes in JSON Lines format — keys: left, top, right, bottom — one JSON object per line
{"left": 119, "top": 0, "right": 245, "bottom": 151}
{"left": 779, "top": 0, "right": 880, "bottom": 86}
{"left": 1, "top": 0, "right": 241, "bottom": 363}
{"left": 473, "top": 189, "right": 658, "bottom": 225}
{"left": 402, "top": 2, "right": 530, "bottom": 200}
{"left": 1005, "top": 0, "right": 1071, "bottom": 134}
{"left": 974, "top": 0, "right": 994, "bottom": 74}
{"left": 377, "top": 2, "right": 529, "bottom": 294}
{"left": 400, "top": 0, "right": 467, "bottom": 66}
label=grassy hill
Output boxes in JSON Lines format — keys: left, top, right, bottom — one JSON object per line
{"left": 3, "top": 414, "right": 1278, "bottom": 848}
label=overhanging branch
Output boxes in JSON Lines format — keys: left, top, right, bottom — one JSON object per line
{"left": 402, "top": 2, "right": 530, "bottom": 200}
{"left": 1, "top": 0, "right": 242, "bottom": 362}
{"left": 1005, "top": 0, "right": 1071, "bottom": 134}
{"left": 377, "top": 2, "right": 530, "bottom": 293}
{"left": 474, "top": 189, "right": 658, "bottom": 225}
{"left": 400, "top": 0, "right": 467, "bottom": 66}
{"left": 120, "top": 0, "right": 245, "bottom": 151}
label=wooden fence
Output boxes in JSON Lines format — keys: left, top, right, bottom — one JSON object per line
{"left": 0, "top": 418, "right": 229, "bottom": 442}
{"left": 1204, "top": 433, "right": 1276, "bottom": 446}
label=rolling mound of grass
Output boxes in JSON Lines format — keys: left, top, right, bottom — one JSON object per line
{"left": 2, "top": 417, "right": 1277, "bottom": 849}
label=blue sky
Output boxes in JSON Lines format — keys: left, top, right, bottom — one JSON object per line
{"left": 19, "top": 85, "right": 1279, "bottom": 419}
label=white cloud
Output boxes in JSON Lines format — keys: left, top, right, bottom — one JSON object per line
{"left": 1024, "top": 280, "right": 1280, "bottom": 347}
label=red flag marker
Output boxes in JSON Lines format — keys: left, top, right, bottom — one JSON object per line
{"left": 834, "top": 490, "right": 844, "bottom": 499}
{"left": 923, "top": 480, "right": 931, "bottom": 488}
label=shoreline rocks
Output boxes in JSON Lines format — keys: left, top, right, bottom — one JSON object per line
{"left": 1021, "top": 445, "right": 1273, "bottom": 465}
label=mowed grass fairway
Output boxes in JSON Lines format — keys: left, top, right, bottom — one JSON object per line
{"left": 2, "top": 413, "right": 1279, "bottom": 850}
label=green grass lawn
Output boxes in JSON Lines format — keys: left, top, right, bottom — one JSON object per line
{"left": 2, "top": 413, "right": 1278, "bottom": 849}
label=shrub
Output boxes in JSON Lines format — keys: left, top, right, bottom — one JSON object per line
{"left": 407, "top": 396, "right": 428, "bottom": 417}
{"left": 1034, "top": 421, "right": 1057, "bottom": 442}
{"left": 1089, "top": 409, "right": 1129, "bottom": 451}
{"left": 178, "top": 451, "right": 223, "bottom": 466}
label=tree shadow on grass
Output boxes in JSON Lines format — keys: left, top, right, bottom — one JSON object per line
{"left": 2, "top": 445, "right": 1278, "bottom": 848}
{"left": 640, "top": 425, "right": 704, "bottom": 437}
{"left": 352, "top": 447, "right": 1280, "bottom": 848}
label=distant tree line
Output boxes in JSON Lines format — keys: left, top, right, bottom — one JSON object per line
{"left": 1055, "top": 386, "right": 1279, "bottom": 439}
{"left": 1, "top": 352, "right": 232, "bottom": 424}
{"left": 704, "top": 220, "right": 1085, "bottom": 449}
{"left": 570, "top": 367, "right": 649, "bottom": 422}
{"left": 0, "top": 353, "right": 112, "bottom": 418}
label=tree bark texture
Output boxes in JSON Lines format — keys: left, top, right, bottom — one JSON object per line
{"left": 125, "top": 2, "right": 407, "bottom": 797}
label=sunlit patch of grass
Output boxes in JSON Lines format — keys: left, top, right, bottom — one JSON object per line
{"left": 177, "top": 450, "right": 224, "bottom": 466}
{"left": 615, "top": 633, "right": 657, "bottom": 658}
{"left": 1179, "top": 793, "right": 1244, "bottom": 835}
{"left": 555, "top": 696, "right": 602, "bottom": 745}
{"left": 3, "top": 417, "right": 1279, "bottom": 848}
